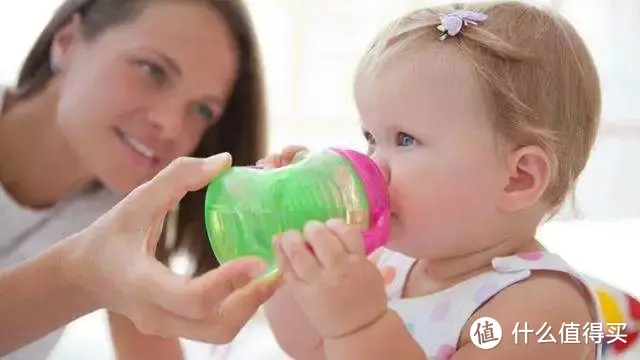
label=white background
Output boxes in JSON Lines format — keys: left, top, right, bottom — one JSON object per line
{"left": 1, "top": 1, "right": 639, "bottom": 359}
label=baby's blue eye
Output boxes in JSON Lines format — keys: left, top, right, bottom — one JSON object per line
{"left": 396, "top": 132, "right": 416, "bottom": 147}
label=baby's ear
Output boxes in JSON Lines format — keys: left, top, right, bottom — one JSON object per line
{"left": 498, "top": 145, "right": 551, "bottom": 212}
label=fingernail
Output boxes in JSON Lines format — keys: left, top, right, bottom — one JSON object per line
{"left": 204, "top": 152, "right": 231, "bottom": 170}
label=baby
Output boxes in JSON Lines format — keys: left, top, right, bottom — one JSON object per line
{"left": 260, "top": 1, "right": 639, "bottom": 359}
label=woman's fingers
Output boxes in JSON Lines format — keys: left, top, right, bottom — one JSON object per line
{"left": 141, "top": 257, "right": 267, "bottom": 320}
{"left": 133, "top": 276, "right": 280, "bottom": 344}
{"left": 124, "top": 153, "right": 232, "bottom": 222}
{"left": 192, "top": 258, "right": 270, "bottom": 313}
{"left": 129, "top": 301, "right": 230, "bottom": 343}
{"left": 115, "top": 153, "right": 231, "bottom": 259}
{"left": 214, "top": 277, "right": 282, "bottom": 338}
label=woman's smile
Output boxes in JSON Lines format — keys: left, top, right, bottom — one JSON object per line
{"left": 113, "top": 126, "right": 159, "bottom": 167}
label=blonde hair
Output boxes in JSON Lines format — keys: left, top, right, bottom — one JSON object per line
{"left": 358, "top": 1, "right": 601, "bottom": 207}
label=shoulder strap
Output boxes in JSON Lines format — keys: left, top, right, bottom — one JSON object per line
{"left": 370, "top": 247, "right": 416, "bottom": 299}
{"left": 489, "top": 251, "right": 606, "bottom": 359}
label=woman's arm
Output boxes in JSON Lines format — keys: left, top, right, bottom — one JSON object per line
{"left": 0, "top": 154, "right": 280, "bottom": 354}
{"left": 0, "top": 235, "right": 93, "bottom": 355}
{"left": 108, "top": 311, "right": 184, "bottom": 360}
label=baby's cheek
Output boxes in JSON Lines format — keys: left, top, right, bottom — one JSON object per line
{"left": 402, "top": 174, "right": 487, "bottom": 236}
{"left": 396, "top": 176, "right": 455, "bottom": 223}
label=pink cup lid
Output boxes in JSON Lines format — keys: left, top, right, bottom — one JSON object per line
{"left": 331, "top": 148, "right": 390, "bottom": 254}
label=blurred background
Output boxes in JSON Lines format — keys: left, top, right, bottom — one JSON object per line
{"left": 1, "top": 0, "right": 638, "bottom": 359}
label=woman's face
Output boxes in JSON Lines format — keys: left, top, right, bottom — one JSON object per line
{"left": 52, "top": 0, "right": 238, "bottom": 193}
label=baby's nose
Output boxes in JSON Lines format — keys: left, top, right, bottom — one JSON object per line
{"left": 374, "top": 158, "right": 391, "bottom": 185}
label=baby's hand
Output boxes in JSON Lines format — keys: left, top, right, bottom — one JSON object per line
{"left": 256, "top": 145, "right": 309, "bottom": 169}
{"left": 274, "top": 219, "right": 388, "bottom": 340}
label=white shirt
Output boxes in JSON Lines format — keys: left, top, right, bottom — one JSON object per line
{"left": 0, "top": 86, "right": 122, "bottom": 359}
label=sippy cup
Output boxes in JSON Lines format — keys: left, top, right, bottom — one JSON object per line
{"left": 204, "top": 148, "right": 390, "bottom": 273}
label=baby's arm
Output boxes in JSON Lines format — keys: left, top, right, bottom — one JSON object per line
{"left": 267, "top": 297, "right": 423, "bottom": 360}
{"left": 321, "top": 271, "right": 596, "bottom": 360}
{"left": 264, "top": 284, "right": 326, "bottom": 360}
{"left": 260, "top": 145, "right": 326, "bottom": 359}
{"left": 108, "top": 311, "right": 184, "bottom": 360}
{"left": 266, "top": 247, "right": 426, "bottom": 360}
{"left": 322, "top": 309, "right": 427, "bottom": 359}
{"left": 453, "top": 271, "right": 597, "bottom": 359}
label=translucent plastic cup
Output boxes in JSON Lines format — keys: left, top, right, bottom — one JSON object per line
{"left": 204, "top": 148, "right": 390, "bottom": 274}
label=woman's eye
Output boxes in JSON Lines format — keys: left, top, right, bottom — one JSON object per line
{"left": 193, "top": 103, "right": 216, "bottom": 125}
{"left": 137, "top": 61, "right": 167, "bottom": 85}
{"left": 396, "top": 132, "right": 417, "bottom": 147}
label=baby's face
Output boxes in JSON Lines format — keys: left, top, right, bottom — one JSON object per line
{"left": 355, "top": 47, "right": 511, "bottom": 260}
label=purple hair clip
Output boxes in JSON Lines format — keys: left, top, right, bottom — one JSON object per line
{"left": 436, "top": 10, "right": 488, "bottom": 40}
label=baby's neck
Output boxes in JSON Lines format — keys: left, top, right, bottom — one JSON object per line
{"left": 402, "top": 237, "right": 543, "bottom": 298}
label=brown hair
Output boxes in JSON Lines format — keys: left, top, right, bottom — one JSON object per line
{"left": 358, "top": 1, "right": 601, "bottom": 208}
{"left": 16, "top": 0, "right": 267, "bottom": 275}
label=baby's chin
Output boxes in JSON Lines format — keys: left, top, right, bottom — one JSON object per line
{"left": 381, "top": 236, "right": 413, "bottom": 255}
{"left": 381, "top": 231, "right": 438, "bottom": 259}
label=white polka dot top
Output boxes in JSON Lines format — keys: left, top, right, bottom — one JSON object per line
{"left": 370, "top": 248, "right": 639, "bottom": 360}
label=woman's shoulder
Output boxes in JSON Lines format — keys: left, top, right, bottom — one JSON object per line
{"left": 0, "top": 183, "right": 122, "bottom": 359}
{"left": 0, "top": 184, "right": 123, "bottom": 268}
{"left": 24, "top": 185, "right": 122, "bottom": 243}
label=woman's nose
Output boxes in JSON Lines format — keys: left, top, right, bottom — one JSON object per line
{"left": 148, "top": 101, "right": 184, "bottom": 139}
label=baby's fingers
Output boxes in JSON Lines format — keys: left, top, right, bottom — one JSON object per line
{"left": 261, "top": 153, "right": 283, "bottom": 169}
{"left": 277, "top": 230, "right": 321, "bottom": 283}
{"left": 280, "top": 145, "right": 309, "bottom": 164}
{"left": 303, "top": 221, "right": 348, "bottom": 268}
{"left": 258, "top": 145, "right": 309, "bottom": 170}
{"left": 326, "top": 219, "right": 365, "bottom": 256}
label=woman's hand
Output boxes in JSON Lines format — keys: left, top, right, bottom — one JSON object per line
{"left": 67, "top": 153, "right": 280, "bottom": 343}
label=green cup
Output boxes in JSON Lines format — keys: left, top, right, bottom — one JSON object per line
{"left": 204, "top": 148, "right": 390, "bottom": 274}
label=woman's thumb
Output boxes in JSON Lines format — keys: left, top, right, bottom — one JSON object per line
{"left": 124, "top": 153, "right": 232, "bottom": 218}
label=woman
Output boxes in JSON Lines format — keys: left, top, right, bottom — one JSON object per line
{"left": 0, "top": 0, "right": 266, "bottom": 358}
